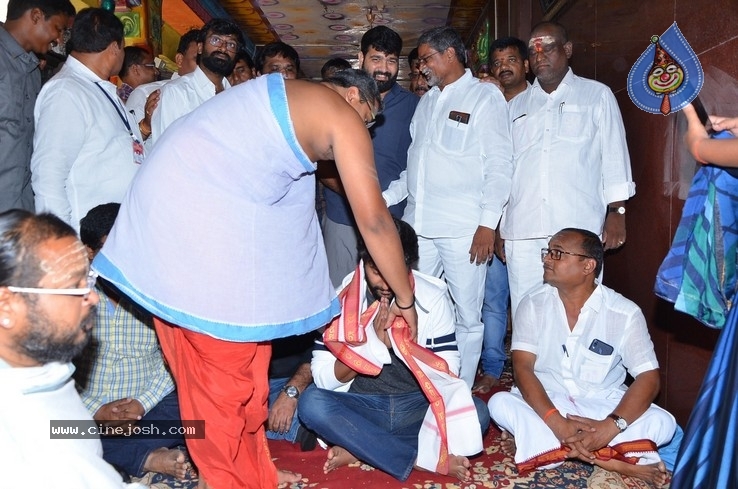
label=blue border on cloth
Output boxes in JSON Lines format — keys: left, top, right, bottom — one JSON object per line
{"left": 93, "top": 250, "right": 341, "bottom": 342}
{"left": 267, "top": 73, "right": 315, "bottom": 174}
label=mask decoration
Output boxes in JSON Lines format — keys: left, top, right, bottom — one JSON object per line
{"left": 627, "top": 23, "right": 702, "bottom": 116}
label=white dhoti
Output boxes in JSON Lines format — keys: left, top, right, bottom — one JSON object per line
{"left": 488, "top": 389, "right": 677, "bottom": 471}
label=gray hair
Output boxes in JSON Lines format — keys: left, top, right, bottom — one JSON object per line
{"left": 324, "top": 68, "right": 383, "bottom": 113}
{"left": 418, "top": 27, "right": 467, "bottom": 66}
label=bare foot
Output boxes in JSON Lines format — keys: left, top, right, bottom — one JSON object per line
{"left": 472, "top": 374, "right": 499, "bottom": 394}
{"left": 499, "top": 430, "right": 517, "bottom": 458}
{"left": 448, "top": 454, "right": 471, "bottom": 482}
{"left": 323, "top": 446, "right": 358, "bottom": 474}
{"left": 277, "top": 469, "right": 301, "bottom": 485}
{"left": 143, "top": 447, "right": 192, "bottom": 479}
{"left": 596, "top": 459, "right": 668, "bottom": 488}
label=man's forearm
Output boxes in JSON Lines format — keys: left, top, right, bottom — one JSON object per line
{"left": 287, "top": 362, "right": 313, "bottom": 392}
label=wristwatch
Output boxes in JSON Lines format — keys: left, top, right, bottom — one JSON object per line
{"left": 608, "top": 413, "right": 628, "bottom": 432}
{"left": 608, "top": 205, "right": 626, "bottom": 215}
{"left": 282, "top": 385, "right": 300, "bottom": 399}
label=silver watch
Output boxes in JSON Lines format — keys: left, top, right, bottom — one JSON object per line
{"left": 283, "top": 385, "right": 300, "bottom": 399}
{"left": 608, "top": 413, "right": 628, "bottom": 432}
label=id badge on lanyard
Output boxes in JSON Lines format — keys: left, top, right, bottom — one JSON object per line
{"left": 96, "top": 82, "right": 146, "bottom": 164}
{"left": 132, "top": 136, "right": 145, "bottom": 165}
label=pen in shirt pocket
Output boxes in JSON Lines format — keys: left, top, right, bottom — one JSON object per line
{"left": 512, "top": 113, "right": 526, "bottom": 122}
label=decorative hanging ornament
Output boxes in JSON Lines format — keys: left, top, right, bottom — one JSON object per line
{"left": 627, "top": 22, "right": 703, "bottom": 115}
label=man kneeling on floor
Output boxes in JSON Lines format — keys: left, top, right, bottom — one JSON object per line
{"left": 488, "top": 228, "right": 676, "bottom": 488}
{"left": 299, "top": 217, "right": 490, "bottom": 482}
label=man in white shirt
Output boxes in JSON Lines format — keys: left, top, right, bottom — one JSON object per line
{"left": 500, "top": 22, "right": 635, "bottom": 316}
{"left": 488, "top": 228, "right": 675, "bottom": 488}
{"left": 0, "top": 209, "right": 143, "bottom": 488}
{"left": 31, "top": 7, "right": 142, "bottom": 231}
{"left": 300, "top": 217, "right": 488, "bottom": 482}
{"left": 474, "top": 36, "right": 531, "bottom": 395}
{"left": 383, "top": 26, "right": 513, "bottom": 388}
{"left": 150, "top": 18, "right": 243, "bottom": 144}
{"left": 125, "top": 27, "right": 200, "bottom": 140}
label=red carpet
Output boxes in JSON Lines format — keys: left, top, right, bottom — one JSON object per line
{"left": 268, "top": 369, "right": 669, "bottom": 489}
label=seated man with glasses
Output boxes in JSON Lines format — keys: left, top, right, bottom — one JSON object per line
{"left": 0, "top": 210, "right": 143, "bottom": 488}
{"left": 149, "top": 18, "right": 243, "bottom": 146}
{"left": 488, "top": 228, "right": 676, "bottom": 488}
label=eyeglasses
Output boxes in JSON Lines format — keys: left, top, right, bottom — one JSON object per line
{"left": 360, "top": 99, "right": 378, "bottom": 128}
{"left": 417, "top": 50, "right": 442, "bottom": 66}
{"left": 6, "top": 270, "right": 98, "bottom": 299}
{"left": 541, "top": 248, "right": 592, "bottom": 261}
{"left": 207, "top": 35, "right": 239, "bottom": 53}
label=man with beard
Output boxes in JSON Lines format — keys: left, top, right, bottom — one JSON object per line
{"left": 300, "top": 217, "right": 489, "bottom": 482}
{"left": 407, "top": 48, "right": 430, "bottom": 97}
{"left": 150, "top": 18, "right": 243, "bottom": 145}
{"left": 321, "top": 26, "right": 419, "bottom": 287}
{"left": 0, "top": 210, "right": 143, "bottom": 488}
{"left": 383, "top": 26, "right": 513, "bottom": 388}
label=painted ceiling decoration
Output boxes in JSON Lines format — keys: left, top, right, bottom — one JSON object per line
{"left": 163, "top": 0, "right": 488, "bottom": 81}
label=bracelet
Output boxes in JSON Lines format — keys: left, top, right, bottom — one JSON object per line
{"left": 138, "top": 120, "right": 151, "bottom": 140}
{"left": 395, "top": 295, "right": 415, "bottom": 310}
{"left": 693, "top": 138, "right": 708, "bottom": 164}
{"left": 543, "top": 408, "right": 558, "bottom": 422}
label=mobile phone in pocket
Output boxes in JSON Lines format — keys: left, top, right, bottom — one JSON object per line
{"left": 589, "top": 339, "right": 614, "bottom": 356}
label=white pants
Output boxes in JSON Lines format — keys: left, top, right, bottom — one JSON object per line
{"left": 488, "top": 390, "right": 677, "bottom": 469}
{"left": 417, "top": 235, "right": 486, "bottom": 388}
{"left": 505, "top": 238, "right": 549, "bottom": 319}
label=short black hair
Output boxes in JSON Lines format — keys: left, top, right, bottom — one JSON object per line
{"left": 491, "top": 37, "right": 528, "bottom": 61}
{"left": 357, "top": 217, "right": 419, "bottom": 271}
{"left": 407, "top": 47, "right": 419, "bottom": 69}
{"left": 79, "top": 203, "right": 120, "bottom": 253}
{"left": 6, "top": 0, "right": 75, "bottom": 22}
{"left": 360, "top": 25, "right": 402, "bottom": 57}
{"left": 0, "top": 210, "right": 78, "bottom": 289}
{"left": 233, "top": 49, "right": 255, "bottom": 69}
{"left": 68, "top": 7, "right": 123, "bottom": 54}
{"left": 119, "top": 46, "right": 149, "bottom": 78}
{"left": 324, "top": 68, "right": 383, "bottom": 113}
{"left": 255, "top": 41, "right": 300, "bottom": 72}
{"left": 199, "top": 18, "right": 245, "bottom": 49}
{"left": 418, "top": 26, "right": 466, "bottom": 66}
{"left": 559, "top": 228, "right": 603, "bottom": 277}
{"left": 177, "top": 28, "right": 200, "bottom": 55}
{"left": 321, "top": 57, "right": 351, "bottom": 81}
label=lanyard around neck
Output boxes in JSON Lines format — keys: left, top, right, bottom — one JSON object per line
{"left": 94, "top": 81, "right": 133, "bottom": 135}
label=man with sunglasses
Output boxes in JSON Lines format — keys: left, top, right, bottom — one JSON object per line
{"left": 488, "top": 228, "right": 676, "bottom": 488}
{"left": 150, "top": 18, "right": 244, "bottom": 146}
{"left": 0, "top": 210, "right": 143, "bottom": 488}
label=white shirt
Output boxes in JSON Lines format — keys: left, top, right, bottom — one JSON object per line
{"left": 500, "top": 68, "right": 635, "bottom": 240}
{"left": 311, "top": 269, "right": 460, "bottom": 391}
{"left": 31, "top": 56, "right": 142, "bottom": 231}
{"left": 125, "top": 77, "right": 171, "bottom": 124}
{"left": 383, "top": 69, "right": 512, "bottom": 238}
{"left": 150, "top": 66, "right": 229, "bottom": 145}
{"left": 513, "top": 283, "right": 659, "bottom": 399}
{"left": 0, "top": 360, "right": 144, "bottom": 488}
